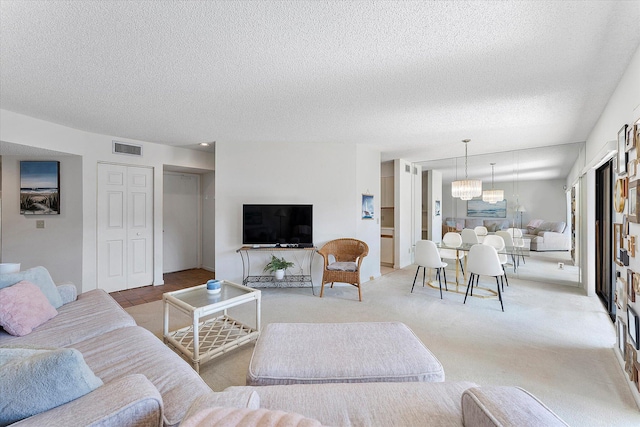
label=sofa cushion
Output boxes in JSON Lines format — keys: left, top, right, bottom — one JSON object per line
{"left": 233, "top": 381, "right": 478, "bottom": 426}
{"left": 0, "top": 281, "right": 58, "bottom": 336}
{"left": 0, "top": 347, "right": 103, "bottom": 426}
{"left": 483, "top": 220, "right": 509, "bottom": 233}
{"left": 0, "top": 289, "right": 136, "bottom": 348}
{"left": 181, "top": 407, "right": 326, "bottom": 427}
{"left": 461, "top": 386, "right": 568, "bottom": 427}
{"left": 73, "top": 325, "right": 212, "bottom": 426}
{"left": 0, "top": 266, "right": 63, "bottom": 308}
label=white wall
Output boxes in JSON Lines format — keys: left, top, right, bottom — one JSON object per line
{"left": 394, "top": 159, "right": 416, "bottom": 268}
{"left": 569, "top": 44, "right": 640, "bottom": 297}
{"left": 0, "top": 109, "right": 215, "bottom": 292}
{"left": 356, "top": 145, "right": 382, "bottom": 280}
{"left": 442, "top": 179, "right": 568, "bottom": 228}
{"left": 1, "top": 155, "right": 83, "bottom": 289}
{"left": 424, "top": 170, "right": 443, "bottom": 241}
{"left": 214, "top": 141, "right": 381, "bottom": 286}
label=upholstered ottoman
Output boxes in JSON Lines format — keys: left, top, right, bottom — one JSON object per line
{"left": 246, "top": 322, "right": 445, "bottom": 386}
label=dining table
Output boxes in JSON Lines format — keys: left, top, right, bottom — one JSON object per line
{"left": 433, "top": 241, "right": 530, "bottom": 297}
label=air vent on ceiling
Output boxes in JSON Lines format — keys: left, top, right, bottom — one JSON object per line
{"left": 112, "top": 141, "right": 142, "bottom": 156}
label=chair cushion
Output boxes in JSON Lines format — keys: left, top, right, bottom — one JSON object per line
{"left": 0, "top": 280, "right": 58, "bottom": 336}
{"left": 327, "top": 262, "right": 357, "bottom": 272}
{"left": 0, "top": 347, "right": 103, "bottom": 425}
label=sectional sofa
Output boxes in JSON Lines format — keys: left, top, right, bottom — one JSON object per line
{"left": 520, "top": 220, "right": 571, "bottom": 251}
{"left": 0, "top": 267, "right": 568, "bottom": 426}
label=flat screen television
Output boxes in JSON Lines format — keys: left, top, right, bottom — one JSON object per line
{"left": 242, "top": 204, "right": 313, "bottom": 246}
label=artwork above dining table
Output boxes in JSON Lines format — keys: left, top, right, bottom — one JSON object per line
{"left": 467, "top": 199, "right": 507, "bottom": 218}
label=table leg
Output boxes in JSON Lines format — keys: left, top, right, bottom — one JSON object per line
{"left": 192, "top": 312, "right": 200, "bottom": 373}
{"left": 256, "top": 296, "right": 262, "bottom": 332}
{"left": 163, "top": 298, "right": 169, "bottom": 343}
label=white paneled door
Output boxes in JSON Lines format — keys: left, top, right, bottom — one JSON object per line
{"left": 97, "top": 163, "right": 153, "bottom": 292}
{"left": 163, "top": 172, "right": 200, "bottom": 273}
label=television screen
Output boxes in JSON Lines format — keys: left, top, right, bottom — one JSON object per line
{"left": 242, "top": 204, "right": 313, "bottom": 245}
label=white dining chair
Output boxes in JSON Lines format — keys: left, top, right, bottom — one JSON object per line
{"left": 496, "top": 230, "right": 518, "bottom": 272}
{"left": 440, "top": 232, "right": 465, "bottom": 274}
{"left": 461, "top": 228, "right": 479, "bottom": 245}
{"left": 411, "top": 240, "right": 448, "bottom": 299}
{"left": 474, "top": 226, "right": 488, "bottom": 237}
{"left": 464, "top": 244, "right": 506, "bottom": 311}
{"left": 482, "top": 234, "right": 509, "bottom": 289}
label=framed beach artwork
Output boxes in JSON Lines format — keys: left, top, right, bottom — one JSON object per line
{"left": 361, "top": 194, "right": 374, "bottom": 220}
{"left": 20, "top": 161, "right": 60, "bottom": 215}
{"left": 467, "top": 199, "right": 507, "bottom": 218}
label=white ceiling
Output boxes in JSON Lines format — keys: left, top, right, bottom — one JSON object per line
{"left": 1, "top": 1, "right": 639, "bottom": 178}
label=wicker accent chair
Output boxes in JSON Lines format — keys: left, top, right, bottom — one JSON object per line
{"left": 317, "top": 238, "right": 369, "bottom": 301}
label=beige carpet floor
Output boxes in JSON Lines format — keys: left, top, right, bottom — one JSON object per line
{"left": 126, "top": 254, "right": 640, "bottom": 426}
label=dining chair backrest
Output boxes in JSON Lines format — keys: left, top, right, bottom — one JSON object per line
{"left": 496, "top": 230, "right": 514, "bottom": 247}
{"left": 483, "top": 234, "right": 505, "bottom": 251}
{"left": 442, "top": 232, "right": 463, "bottom": 247}
{"left": 506, "top": 227, "right": 523, "bottom": 238}
{"left": 467, "top": 244, "right": 504, "bottom": 277}
{"left": 415, "top": 240, "right": 444, "bottom": 269}
{"left": 461, "top": 228, "right": 479, "bottom": 244}
{"left": 474, "top": 226, "right": 488, "bottom": 236}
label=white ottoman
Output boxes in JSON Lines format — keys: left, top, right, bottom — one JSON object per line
{"left": 247, "top": 322, "right": 445, "bottom": 386}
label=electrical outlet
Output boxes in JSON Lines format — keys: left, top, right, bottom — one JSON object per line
{"left": 36, "top": 220, "right": 45, "bottom": 229}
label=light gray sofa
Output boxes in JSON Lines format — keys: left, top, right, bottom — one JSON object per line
{"left": 0, "top": 266, "right": 212, "bottom": 427}
{"left": 445, "top": 217, "right": 511, "bottom": 233}
{"left": 520, "top": 220, "right": 571, "bottom": 251}
{"left": 1, "top": 267, "right": 569, "bottom": 426}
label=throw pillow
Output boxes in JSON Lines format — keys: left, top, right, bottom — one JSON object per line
{"left": 0, "top": 280, "right": 58, "bottom": 336}
{"left": 0, "top": 266, "right": 63, "bottom": 308}
{"left": 0, "top": 347, "right": 103, "bottom": 426}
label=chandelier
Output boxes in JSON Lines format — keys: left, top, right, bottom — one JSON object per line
{"left": 451, "top": 139, "right": 482, "bottom": 200}
{"left": 482, "top": 163, "right": 504, "bottom": 204}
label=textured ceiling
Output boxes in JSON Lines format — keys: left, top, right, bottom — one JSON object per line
{"left": 1, "top": 1, "right": 639, "bottom": 174}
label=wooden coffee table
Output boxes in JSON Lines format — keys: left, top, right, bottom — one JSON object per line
{"left": 163, "top": 280, "right": 261, "bottom": 372}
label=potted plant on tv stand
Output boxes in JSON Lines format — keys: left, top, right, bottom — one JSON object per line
{"left": 263, "top": 255, "right": 295, "bottom": 280}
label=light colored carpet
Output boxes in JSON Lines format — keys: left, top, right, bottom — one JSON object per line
{"left": 127, "top": 254, "right": 640, "bottom": 426}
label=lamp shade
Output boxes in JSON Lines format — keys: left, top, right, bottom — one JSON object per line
{"left": 482, "top": 189, "right": 504, "bottom": 204}
{"left": 451, "top": 139, "right": 482, "bottom": 200}
{"left": 516, "top": 205, "right": 527, "bottom": 212}
{"left": 452, "top": 179, "right": 483, "bottom": 200}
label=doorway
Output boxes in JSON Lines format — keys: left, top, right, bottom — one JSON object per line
{"left": 163, "top": 172, "right": 200, "bottom": 273}
{"left": 595, "top": 160, "right": 615, "bottom": 321}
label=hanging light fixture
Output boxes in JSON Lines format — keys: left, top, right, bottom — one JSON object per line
{"left": 451, "top": 139, "right": 482, "bottom": 200}
{"left": 482, "top": 163, "right": 504, "bottom": 204}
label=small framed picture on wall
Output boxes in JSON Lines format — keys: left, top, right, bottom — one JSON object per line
{"left": 628, "top": 306, "right": 640, "bottom": 350}
{"left": 618, "top": 317, "right": 627, "bottom": 356}
{"left": 619, "top": 124, "right": 629, "bottom": 174}
{"left": 629, "top": 180, "right": 639, "bottom": 223}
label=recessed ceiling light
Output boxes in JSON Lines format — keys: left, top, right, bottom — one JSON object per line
{"left": 199, "top": 142, "right": 210, "bottom": 147}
